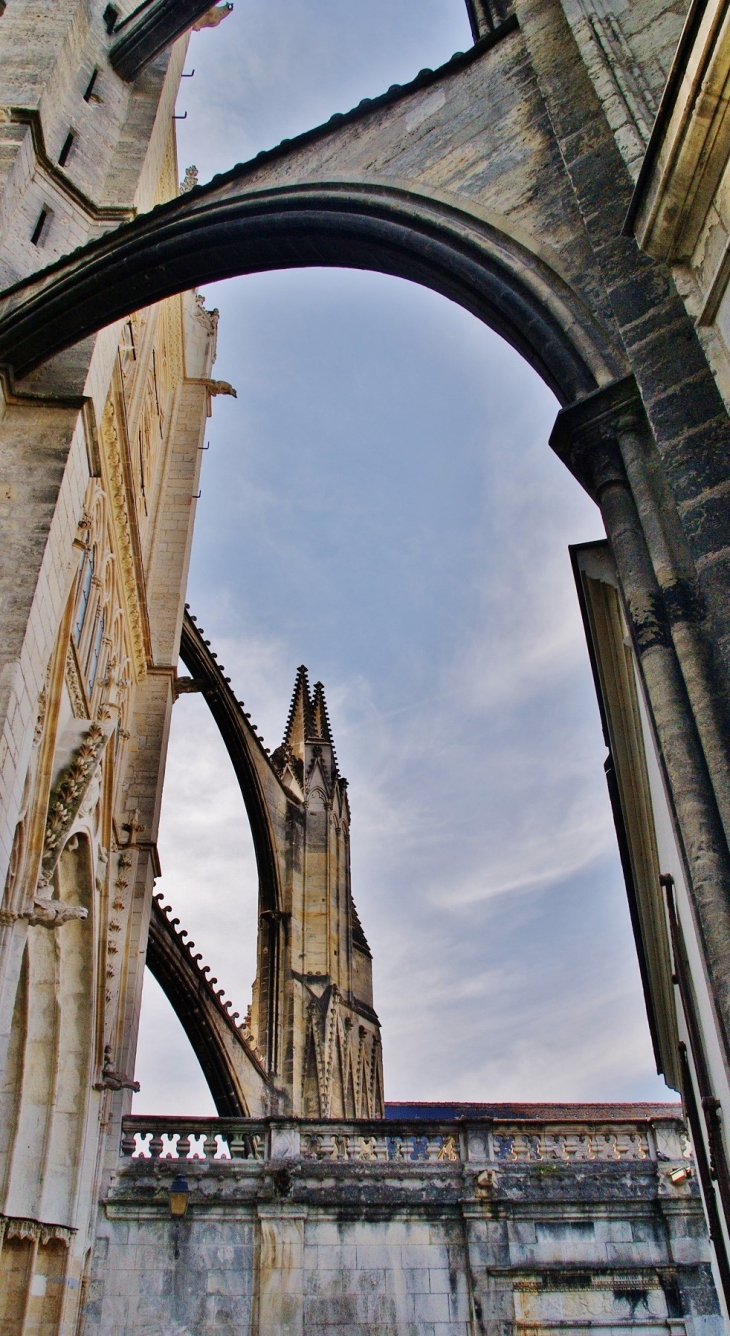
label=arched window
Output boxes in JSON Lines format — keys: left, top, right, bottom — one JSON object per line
{"left": 87, "top": 609, "right": 105, "bottom": 693}
{"left": 74, "top": 547, "right": 94, "bottom": 644}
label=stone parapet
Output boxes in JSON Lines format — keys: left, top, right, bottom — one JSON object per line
{"left": 83, "top": 1107, "right": 719, "bottom": 1336}
{"left": 118, "top": 1107, "right": 688, "bottom": 1173}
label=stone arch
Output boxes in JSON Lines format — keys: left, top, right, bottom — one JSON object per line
{"left": 145, "top": 896, "right": 270, "bottom": 1117}
{"left": 178, "top": 610, "right": 284, "bottom": 917}
{"left": 0, "top": 179, "right": 624, "bottom": 407}
{"left": 136, "top": 610, "right": 288, "bottom": 1102}
{"left": 0, "top": 16, "right": 632, "bottom": 407}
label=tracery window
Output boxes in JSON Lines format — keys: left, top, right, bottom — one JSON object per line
{"left": 137, "top": 386, "right": 156, "bottom": 517}
{"left": 74, "top": 546, "right": 95, "bottom": 644}
{"left": 119, "top": 315, "right": 140, "bottom": 390}
{"left": 87, "top": 608, "right": 106, "bottom": 694}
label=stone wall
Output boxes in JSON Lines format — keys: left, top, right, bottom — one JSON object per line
{"left": 82, "top": 1108, "right": 721, "bottom": 1336}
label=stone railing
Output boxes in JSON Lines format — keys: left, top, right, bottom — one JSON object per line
{"left": 120, "top": 1114, "right": 689, "bottom": 1166}
{"left": 121, "top": 1117, "right": 267, "bottom": 1161}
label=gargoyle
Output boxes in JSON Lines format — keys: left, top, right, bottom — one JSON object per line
{"left": 26, "top": 890, "right": 88, "bottom": 928}
{"left": 193, "top": 3, "right": 233, "bottom": 31}
{"left": 93, "top": 1045, "right": 140, "bottom": 1092}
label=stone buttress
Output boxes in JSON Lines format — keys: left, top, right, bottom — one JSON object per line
{"left": 172, "top": 612, "right": 384, "bottom": 1121}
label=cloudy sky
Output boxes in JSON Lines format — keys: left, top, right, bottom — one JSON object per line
{"left": 133, "top": 0, "right": 671, "bottom": 1113}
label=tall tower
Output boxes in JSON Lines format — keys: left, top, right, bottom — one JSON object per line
{"left": 263, "top": 669, "right": 383, "bottom": 1118}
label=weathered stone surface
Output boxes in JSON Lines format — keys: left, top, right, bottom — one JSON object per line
{"left": 3, "top": 1, "right": 730, "bottom": 1331}
{"left": 83, "top": 1109, "right": 720, "bottom": 1336}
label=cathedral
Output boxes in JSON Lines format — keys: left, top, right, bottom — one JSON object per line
{"left": 2, "top": 0, "right": 730, "bottom": 1331}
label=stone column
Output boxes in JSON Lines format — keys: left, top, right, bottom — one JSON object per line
{"left": 551, "top": 377, "right": 730, "bottom": 1067}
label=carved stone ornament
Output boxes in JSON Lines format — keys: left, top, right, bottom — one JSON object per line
{"left": 27, "top": 720, "right": 113, "bottom": 926}
{"left": 194, "top": 291, "right": 219, "bottom": 336}
{"left": 0, "top": 1215, "right": 74, "bottom": 1247}
{"left": 192, "top": 3, "right": 233, "bottom": 30}
{"left": 26, "top": 890, "right": 88, "bottom": 928}
{"left": 39, "top": 722, "right": 109, "bottom": 881}
{"left": 93, "top": 1044, "right": 140, "bottom": 1093}
{"left": 65, "top": 643, "right": 88, "bottom": 718}
{"left": 180, "top": 165, "right": 199, "bottom": 193}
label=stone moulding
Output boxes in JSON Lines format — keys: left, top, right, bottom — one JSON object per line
{"left": 0, "top": 1213, "right": 74, "bottom": 1246}
{"left": 65, "top": 643, "right": 89, "bottom": 719}
{"left": 1, "top": 109, "right": 136, "bottom": 227}
{"left": 624, "top": 0, "right": 730, "bottom": 259}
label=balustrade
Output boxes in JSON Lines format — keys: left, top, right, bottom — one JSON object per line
{"left": 120, "top": 1116, "right": 682, "bottom": 1166}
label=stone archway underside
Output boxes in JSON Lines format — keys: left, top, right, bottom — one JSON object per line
{"left": 179, "top": 609, "right": 284, "bottom": 919}
{"left": 7, "top": 0, "right": 730, "bottom": 1140}
{"left": 0, "top": 20, "right": 627, "bottom": 405}
{"left": 146, "top": 894, "right": 270, "bottom": 1118}
{"left": 141, "top": 610, "right": 288, "bottom": 1115}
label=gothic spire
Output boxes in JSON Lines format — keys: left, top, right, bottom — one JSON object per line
{"left": 311, "top": 681, "right": 331, "bottom": 740}
{"left": 311, "top": 681, "right": 339, "bottom": 775}
{"left": 282, "top": 665, "right": 311, "bottom": 762}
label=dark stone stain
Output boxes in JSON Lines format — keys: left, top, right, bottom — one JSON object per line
{"left": 616, "top": 1289, "right": 650, "bottom": 1319}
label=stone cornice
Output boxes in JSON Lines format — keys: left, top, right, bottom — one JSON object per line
{"left": 0, "top": 1214, "right": 75, "bottom": 1246}
{"left": 5, "top": 108, "right": 136, "bottom": 226}
{"left": 625, "top": 0, "right": 730, "bottom": 259}
{"left": 109, "top": 0, "right": 220, "bottom": 83}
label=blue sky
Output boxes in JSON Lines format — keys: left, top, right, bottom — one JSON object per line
{"left": 133, "top": 0, "right": 670, "bottom": 1112}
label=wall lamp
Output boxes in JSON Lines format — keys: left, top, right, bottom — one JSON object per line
{"left": 169, "top": 1174, "right": 189, "bottom": 1217}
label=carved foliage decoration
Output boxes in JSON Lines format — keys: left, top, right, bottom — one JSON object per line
{"left": 38, "top": 722, "right": 109, "bottom": 896}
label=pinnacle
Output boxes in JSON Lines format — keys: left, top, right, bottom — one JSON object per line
{"left": 282, "top": 665, "right": 312, "bottom": 760}
{"left": 310, "top": 682, "right": 332, "bottom": 743}
{"left": 281, "top": 667, "right": 340, "bottom": 773}
{"left": 310, "top": 680, "right": 339, "bottom": 774}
